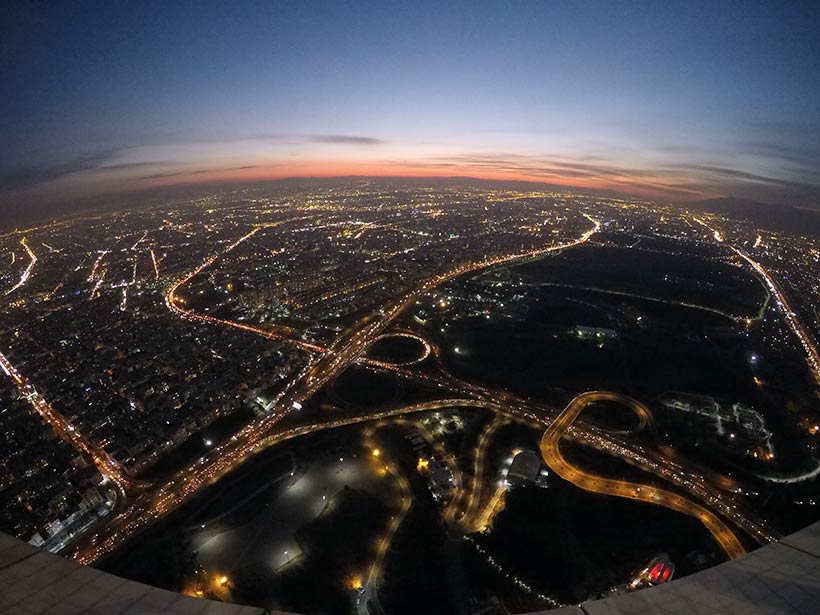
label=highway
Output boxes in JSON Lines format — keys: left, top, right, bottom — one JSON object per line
{"left": 69, "top": 214, "right": 602, "bottom": 563}
{"left": 458, "top": 417, "right": 505, "bottom": 531}
{"left": 71, "top": 398, "right": 496, "bottom": 563}
{"left": 0, "top": 350, "right": 136, "bottom": 495}
{"left": 366, "top": 358, "right": 777, "bottom": 537}
{"left": 694, "top": 216, "right": 820, "bottom": 387}
{"left": 361, "top": 331, "right": 433, "bottom": 368}
{"left": 5, "top": 237, "right": 37, "bottom": 295}
{"left": 359, "top": 423, "right": 412, "bottom": 615}
{"left": 64, "top": 336, "right": 777, "bottom": 564}
{"left": 539, "top": 391, "right": 747, "bottom": 559}
{"left": 55, "top": 209, "right": 776, "bottom": 568}
{"left": 1, "top": 203, "right": 809, "bottom": 607}
{"left": 731, "top": 246, "right": 820, "bottom": 388}
{"left": 383, "top": 361, "right": 778, "bottom": 545}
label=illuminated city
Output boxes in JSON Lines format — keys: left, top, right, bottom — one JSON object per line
{"left": 1, "top": 181, "right": 819, "bottom": 612}
{"left": 2, "top": 3, "right": 819, "bottom": 615}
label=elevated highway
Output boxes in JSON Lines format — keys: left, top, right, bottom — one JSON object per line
{"left": 539, "top": 391, "right": 747, "bottom": 559}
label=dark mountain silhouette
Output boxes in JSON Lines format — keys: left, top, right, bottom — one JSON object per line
{"left": 687, "top": 197, "right": 820, "bottom": 236}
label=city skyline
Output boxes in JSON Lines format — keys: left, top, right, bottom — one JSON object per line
{"left": 2, "top": 1, "right": 820, "bottom": 212}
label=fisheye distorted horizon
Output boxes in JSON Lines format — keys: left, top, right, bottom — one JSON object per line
{"left": 4, "top": 5, "right": 820, "bottom": 613}
{"left": 2, "top": 0, "right": 820, "bottom": 211}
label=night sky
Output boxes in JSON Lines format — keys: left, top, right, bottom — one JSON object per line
{"left": 2, "top": 1, "right": 819, "bottom": 209}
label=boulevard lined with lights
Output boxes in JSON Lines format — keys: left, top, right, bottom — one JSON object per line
{"left": 4, "top": 238, "right": 37, "bottom": 295}
{"left": 72, "top": 211, "right": 603, "bottom": 563}
{"left": 2, "top": 188, "right": 814, "bottom": 606}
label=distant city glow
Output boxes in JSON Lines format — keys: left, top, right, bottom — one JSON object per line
{"left": 2, "top": 2, "right": 819, "bottom": 217}
{"left": 1, "top": 4, "right": 820, "bottom": 614}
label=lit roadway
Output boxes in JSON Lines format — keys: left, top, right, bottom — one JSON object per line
{"left": 75, "top": 293, "right": 778, "bottom": 564}
{"left": 51, "top": 315, "right": 774, "bottom": 564}
{"left": 5, "top": 237, "right": 37, "bottom": 295}
{"left": 359, "top": 423, "right": 412, "bottom": 615}
{"left": 70, "top": 214, "right": 602, "bottom": 563}
{"left": 694, "top": 216, "right": 820, "bottom": 387}
{"left": 370, "top": 364, "right": 777, "bottom": 545}
{"left": 361, "top": 331, "right": 433, "bottom": 368}
{"left": 0, "top": 350, "right": 134, "bottom": 495}
{"left": 0, "top": 209, "right": 796, "bottom": 584}
{"left": 254, "top": 390, "right": 775, "bottom": 548}
{"left": 52, "top": 211, "right": 776, "bottom": 565}
{"left": 459, "top": 417, "right": 505, "bottom": 531}
{"left": 731, "top": 247, "right": 820, "bottom": 388}
{"left": 71, "top": 399, "right": 500, "bottom": 563}
{"left": 539, "top": 391, "right": 747, "bottom": 559}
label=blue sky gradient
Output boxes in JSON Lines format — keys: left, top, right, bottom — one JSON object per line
{"left": 2, "top": 1, "right": 819, "bottom": 207}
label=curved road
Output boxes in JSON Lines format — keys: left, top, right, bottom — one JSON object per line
{"left": 539, "top": 391, "right": 747, "bottom": 559}
{"left": 61, "top": 212, "right": 777, "bottom": 565}
{"left": 362, "top": 331, "right": 433, "bottom": 368}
